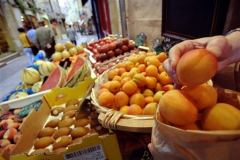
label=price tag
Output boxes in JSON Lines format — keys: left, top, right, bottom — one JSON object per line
{"left": 64, "top": 144, "right": 106, "bottom": 160}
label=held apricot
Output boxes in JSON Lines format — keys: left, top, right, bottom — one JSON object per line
{"left": 159, "top": 90, "right": 198, "bottom": 125}
{"left": 177, "top": 49, "right": 217, "bottom": 86}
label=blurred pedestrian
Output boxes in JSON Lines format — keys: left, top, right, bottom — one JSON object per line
{"left": 35, "top": 21, "right": 56, "bottom": 60}
{"left": 67, "top": 25, "right": 78, "bottom": 45}
{"left": 26, "top": 25, "right": 38, "bottom": 56}
{"left": 17, "top": 27, "right": 34, "bottom": 65}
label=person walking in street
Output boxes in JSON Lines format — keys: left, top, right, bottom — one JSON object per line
{"left": 35, "top": 21, "right": 56, "bottom": 60}
{"left": 17, "top": 27, "right": 34, "bottom": 65}
{"left": 67, "top": 25, "right": 78, "bottom": 45}
{"left": 26, "top": 25, "right": 38, "bottom": 56}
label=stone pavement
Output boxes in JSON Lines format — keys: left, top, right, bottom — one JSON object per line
{"left": 0, "top": 33, "right": 98, "bottom": 101}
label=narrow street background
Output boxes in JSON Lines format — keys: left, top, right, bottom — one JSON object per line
{"left": 0, "top": 33, "right": 97, "bottom": 101}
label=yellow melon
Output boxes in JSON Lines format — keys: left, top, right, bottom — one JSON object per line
{"left": 51, "top": 52, "right": 63, "bottom": 61}
{"left": 65, "top": 41, "right": 74, "bottom": 50}
{"left": 16, "top": 82, "right": 32, "bottom": 90}
{"left": 62, "top": 50, "right": 71, "bottom": 59}
{"left": 55, "top": 43, "right": 65, "bottom": 52}
{"left": 39, "top": 62, "right": 56, "bottom": 76}
{"left": 76, "top": 45, "right": 84, "bottom": 54}
{"left": 21, "top": 68, "right": 40, "bottom": 85}
{"left": 69, "top": 47, "right": 78, "bottom": 56}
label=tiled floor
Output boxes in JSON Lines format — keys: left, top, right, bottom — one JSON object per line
{"left": 0, "top": 33, "right": 98, "bottom": 101}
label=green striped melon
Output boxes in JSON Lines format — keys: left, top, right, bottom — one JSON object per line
{"left": 16, "top": 82, "right": 32, "bottom": 90}
{"left": 39, "top": 62, "right": 56, "bottom": 76}
{"left": 21, "top": 68, "right": 40, "bottom": 85}
{"left": 32, "top": 81, "right": 43, "bottom": 92}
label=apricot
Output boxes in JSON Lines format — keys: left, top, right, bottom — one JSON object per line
{"left": 142, "top": 89, "right": 154, "bottom": 97}
{"left": 110, "top": 103, "right": 119, "bottom": 111}
{"left": 108, "top": 70, "right": 118, "bottom": 80}
{"left": 154, "top": 91, "right": 165, "bottom": 103}
{"left": 145, "top": 76, "right": 157, "bottom": 89}
{"left": 97, "top": 88, "right": 110, "bottom": 98}
{"left": 146, "top": 65, "right": 158, "bottom": 77}
{"left": 138, "top": 54, "right": 147, "bottom": 64}
{"left": 118, "top": 68, "right": 126, "bottom": 76}
{"left": 159, "top": 90, "right": 198, "bottom": 125}
{"left": 201, "top": 103, "right": 240, "bottom": 130}
{"left": 121, "top": 72, "right": 129, "bottom": 79}
{"left": 100, "top": 81, "right": 111, "bottom": 90}
{"left": 145, "top": 96, "right": 154, "bottom": 104}
{"left": 129, "top": 55, "right": 138, "bottom": 64}
{"left": 177, "top": 49, "right": 218, "bottom": 86}
{"left": 182, "top": 84, "right": 217, "bottom": 110}
{"left": 127, "top": 70, "right": 138, "bottom": 79}
{"left": 98, "top": 92, "right": 115, "bottom": 108}
{"left": 158, "top": 65, "right": 165, "bottom": 73}
{"left": 143, "top": 102, "right": 157, "bottom": 115}
{"left": 157, "top": 71, "right": 172, "bottom": 85}
{"left": 119, "top": 106, "right": 129, "bottom": 114}
{"left": 117, "top": 62, "right": 125, "bottom": 68}
{"left": 131, "top": 67, "right": 140, "bottom": 73}
{"left": 115, "top": 91, "right": 129, "bottom": 108}
{"left": 132, "top": 73, "right": 146, "bottom": 87}
{"left": 145, "top": 56, "right": 161, "bottom": 67}
{"left": 139, "top": 51, "right": 147, "bottom": 56}
{"left": 130, "top": 93, "right": 146, "bottom": 108}
{"left": 128, "top": 104, "right": 143, "bottom": 115}
{"left": 155, "top": 83, "right": 163, "bottom": 92}
{"left": 157, "top": 52, "right": 168, "bottom": 63}
{"left": 125, "top": 61, "right": 135, "bottom": 72}
{"left": 147, "top": 52, "right": 157, "bottom": 56}
{"left": 121, "top": 77, "right": 131, "bottom": 86}
{"left": 138, "top": 64, "right": 146, "bottom": 73}
{"left": 162, "top": 84, "right": 174, "bottom": 92}
{"left": 122, "top": 81, "right": 138, "bottom": 96}
{"left": 112, "top": 76, "right": 122, "bottom": 82}
{"left": 108, "top": 81, "right": 121, "bottom": 93}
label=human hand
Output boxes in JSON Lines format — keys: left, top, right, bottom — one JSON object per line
{"left": 163, "top": 36, "right": 233, "bottom": 86}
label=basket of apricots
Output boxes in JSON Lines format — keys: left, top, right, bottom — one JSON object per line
{"left": 90, "top": 51, "right": 173, "bottom": 132}
{"left": 151, "top": 49, "right": 240, "bottom": 160}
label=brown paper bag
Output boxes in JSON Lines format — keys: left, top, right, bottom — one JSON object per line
{"left": 151, "top": 88, "right": 240, "bottom": 160}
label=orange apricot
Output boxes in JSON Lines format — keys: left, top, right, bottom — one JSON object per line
{"left": 122, "top": 81, "right": 138, "bottom": 96}
{"left": 145, "top": 56, "right": 161, "bottom": 67}
{"left": 117, "top": 62, "right": 125, "bottom": 68}
{"left": 146, "top": 65, "right": 158, "bottom": 77}
{"left": 121, "top": 77, "right": 131, "bottom": 86}
{"left": 127, "top": 104, "right": 143, "bottom": 115}
{"left": 125, "top": 61, "right": 134, "bottom": 72}
{"left": 143, "top": 102, "right": 157, "bottom": 115}
{"left": 97, "top": 88, "right": 110, "bottom": 98}
{"left": 129, "top": 93, "right": 146, "bottom": 108}
{"left": 138, "top": 64, "right": 146, "bottom": 73}
{"left": 118, "top": 68, "right": 126, "bottom": 76}
{"left": 108, "top": 70, "right": 118, "bottom": 80}
{"left": 142, "top": 89, "right": 154, "bottom": 97}
{"left": 132, "top": 73, "right": 146, "bottom": 88}
{"left": 157, "top": 52, "right": 168, "bottom": 63}
{"left": 98, "top": 92, "right": 115, "bottom": 108}
{"left": 119, "top": 106, "right": 129, "bottom": 114}
{"left": 108, "top": 81, "right": 121, "bottom": 93}
{"left": 157, "top": 71, "right": 172, "bottom": 85}
{"left": 159, "top": 90, "right": 198, "bottom": 125}
{"left": 115, "top": 91, "right": 129, "bottom": 108}
{"left": 145, "top": 96, "right": 154, "bottom": 104}
{"left": 145, "top": 76, "right": 157, "bottom": 89}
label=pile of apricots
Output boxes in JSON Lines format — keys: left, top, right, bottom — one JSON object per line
{"left": 97, "top": 51, "right": 171, "bottom": 115}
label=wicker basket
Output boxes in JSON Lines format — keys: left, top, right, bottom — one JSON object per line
{"left": 91, "top": 65, "right": 213, "bottom": 133}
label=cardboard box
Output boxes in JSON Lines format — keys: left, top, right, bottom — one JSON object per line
{"left": 1, "top": 76, "right": 122, "bottom": 160}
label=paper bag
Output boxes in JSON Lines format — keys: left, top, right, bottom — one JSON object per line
{"left": 151, "top": 88, "right": 240, "bottom": 160}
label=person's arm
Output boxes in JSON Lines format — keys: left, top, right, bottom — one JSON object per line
{"left": 26, "top": 34, "right": 34, "bottom": 45}
{"left": 225, "top": 32, "right": 240, "bottom": 64}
